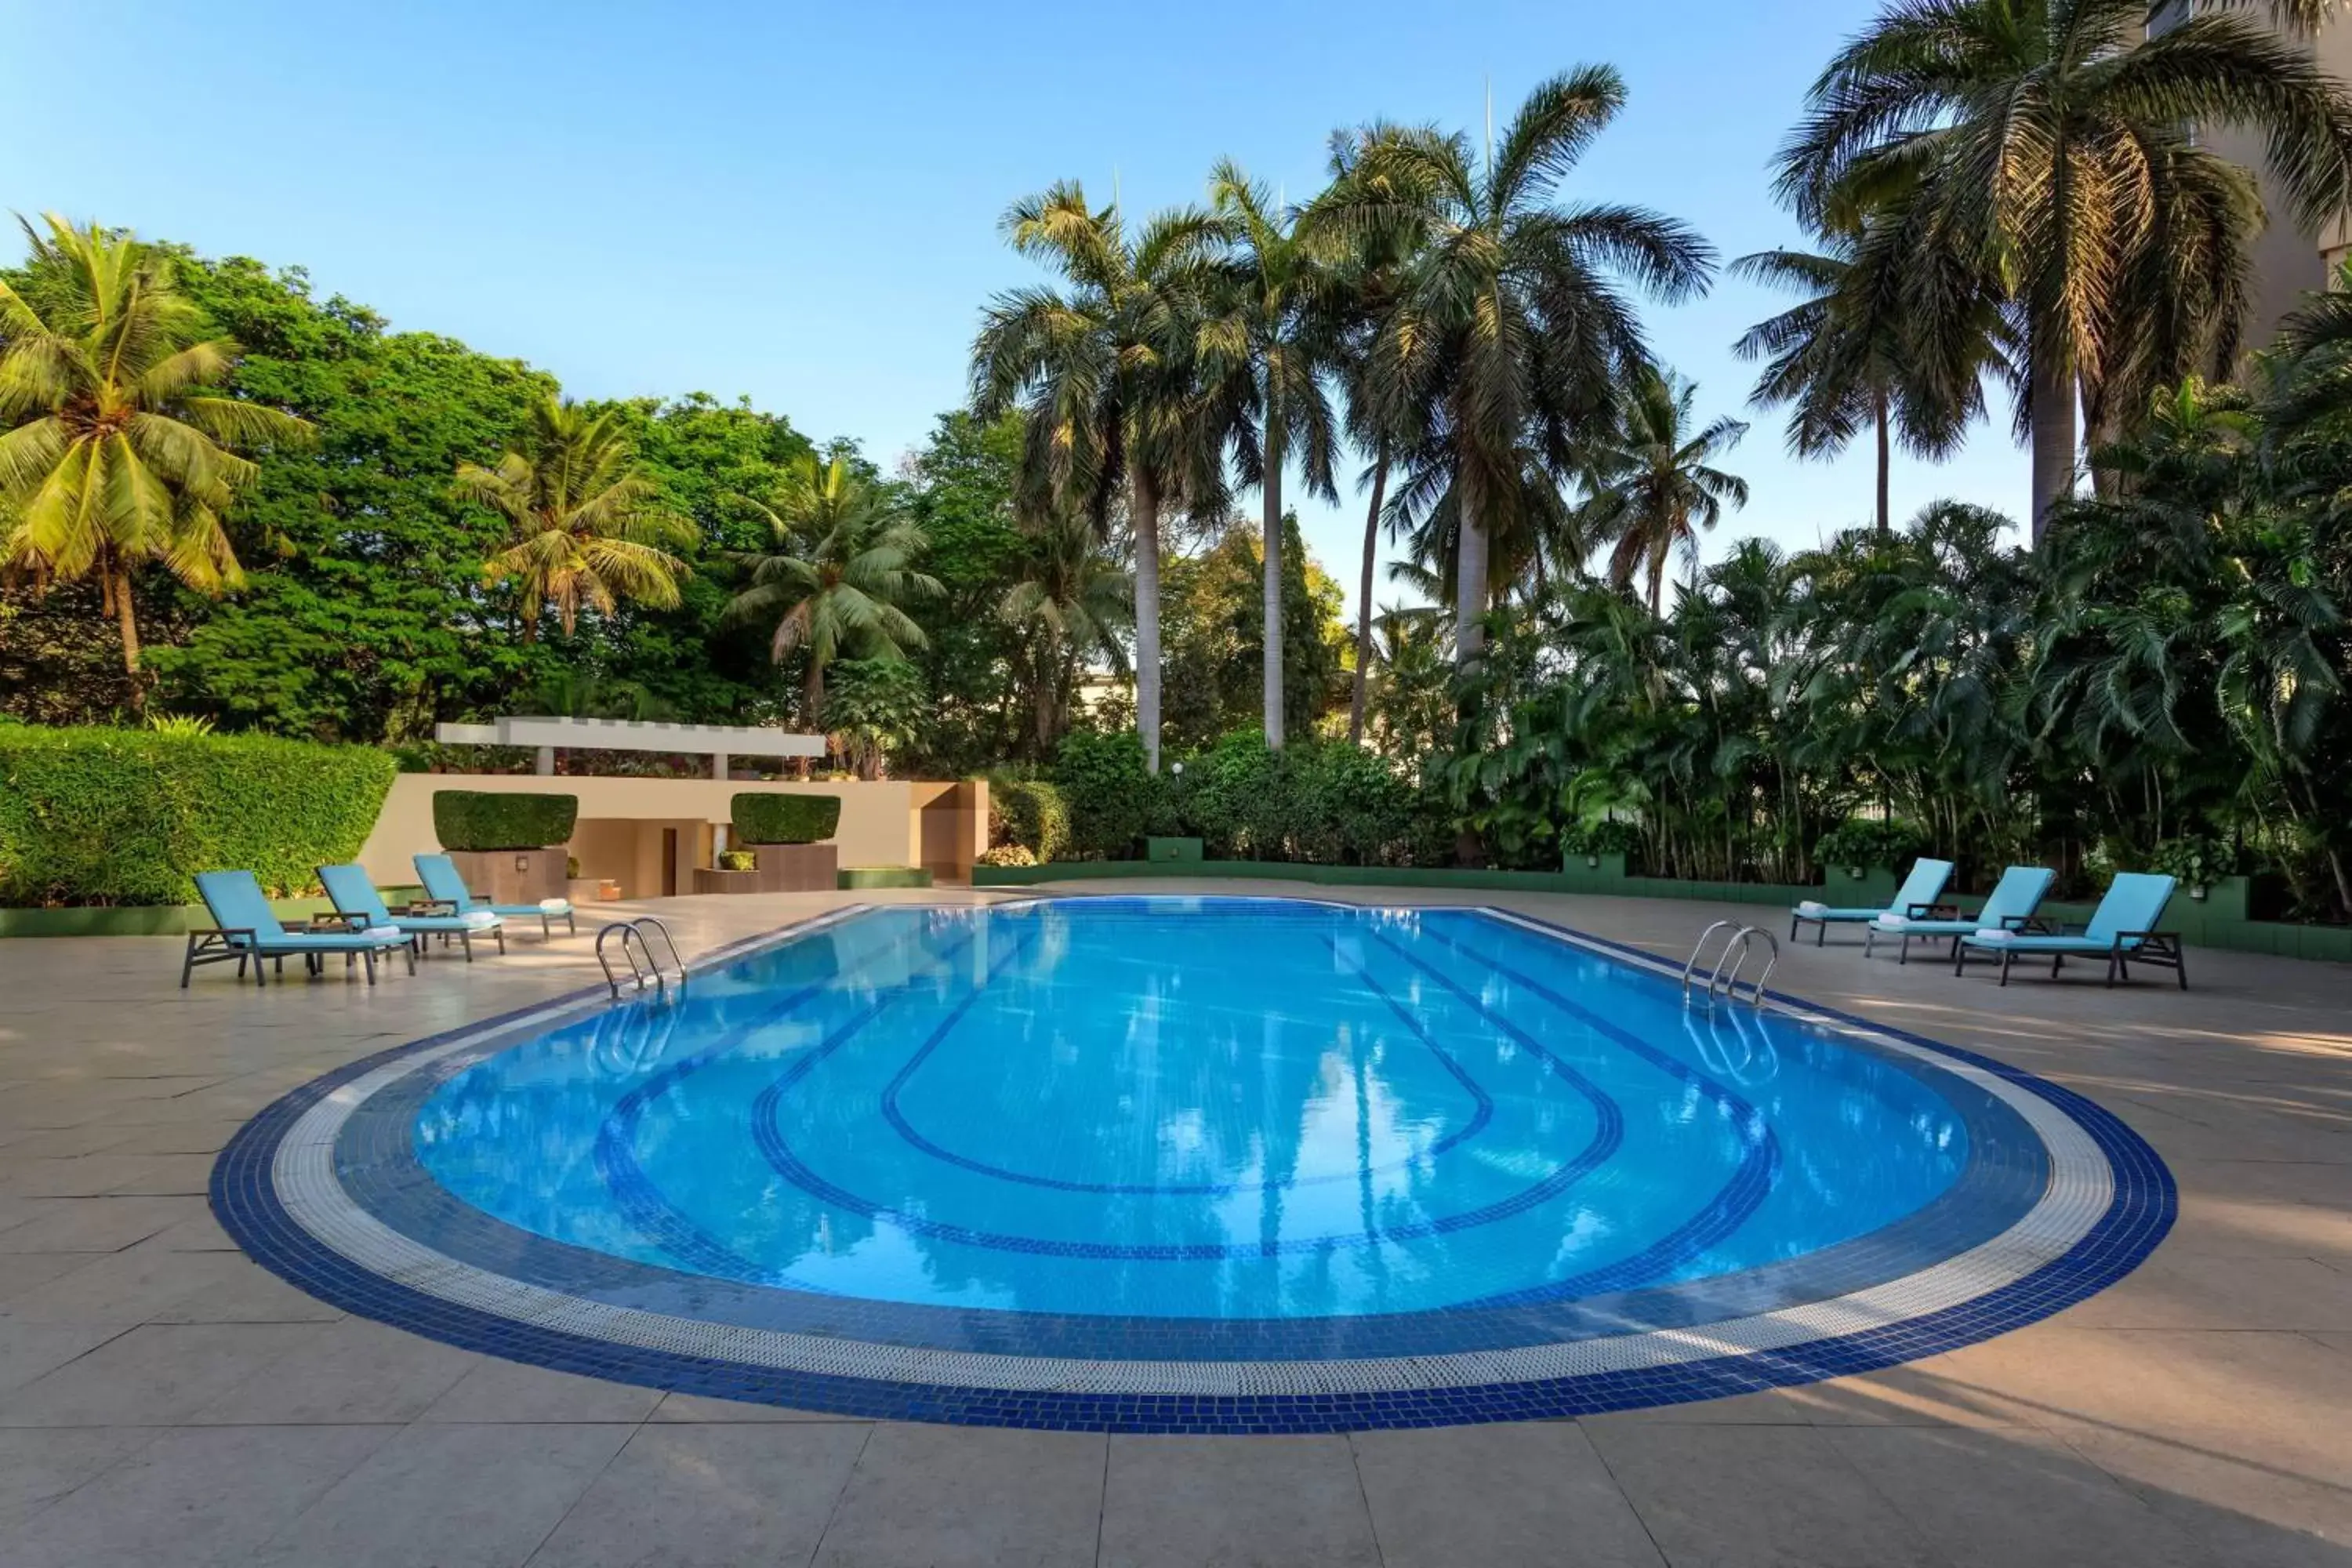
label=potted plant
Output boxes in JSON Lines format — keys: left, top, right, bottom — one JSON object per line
{"left": 431, "top": 790, "right": 579, "bottom": 906}
{"left": 730, "top": 793, "right": 844, "bottom": 891}
{"left": 2149, "top": 833, "right": 2231, "bottom": 902}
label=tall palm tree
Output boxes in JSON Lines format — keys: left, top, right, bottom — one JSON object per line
{"left": 1314, "top": 69, "right": 1715, "bottom": 672}
{"left": 1732, "top": 202, "right": 2000, "bottom": 535}
{"left": 0, "top": 214, "right": 310, "bottom": 695}
{"left": 999, "top": 507, "right": 1133, "bottom": 753}
{"left": 972, "top": 184, "right": 1225, "bottom": 772}
{"left": 456, "top": 395, "right": 692, "bottom": 641}
{"left": 1588, "top": 369, "right": 1751, "bottom": 614}
{"left": 1199, "top": 162, "right": 1345, "bottom": 747}
{"left": 725, "top": 453, "right": 942, "bottom": 731}
{"left": 1777, "top": 0, "right": 2352, "bottom": 544}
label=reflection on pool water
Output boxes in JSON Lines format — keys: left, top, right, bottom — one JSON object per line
{"left": 411, "top": 898, "right": 2003, "bottom": 1321}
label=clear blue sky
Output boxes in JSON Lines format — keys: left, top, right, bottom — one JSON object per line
{"left": 1, "top": 0, "right": 2026, "bottom": 614}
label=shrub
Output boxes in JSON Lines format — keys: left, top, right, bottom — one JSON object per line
{"left": 987, "top": 776, "right": 1069, "bottom": 862}
{"left": 1051, "top": 731, "right": 1160, "bottom": 859}
{"left": 433, "top": 790, "right": 579, "bottom": 851}
{"left": 717, "top": 848, "right": 757, "bottom": 872}
{"left": 1814, "top": 817, "right": 1926, "bottom": 874}
{"left": 0, "top": 725, "right": 398, "bottom": 906}
{"left": 1559, "top": 818, "right": 1641, "bottom": 859}
{"left": 730, "top": 793, "right": 841, "bottom": 844}
{"left": 1285, "top": 743, "right": 1429, "bottom": 866}
{"left": 977, "top": 843, "right": 1037, "bottom": 868}
{"left": 2148, "top": 833, "right": 2234, "bottom": 892}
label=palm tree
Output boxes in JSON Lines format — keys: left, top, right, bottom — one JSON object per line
{"left": 456, "top": 395, "right": 693, "bottom": 641}
{"left": 0, "top": 214, "right": 310, "bottom": 696}
{"left": 972, "top": 184, "right": 1225, "bottom": 772}
{"left": 1313, "top": 69, "right": 1715, "bottom": 672}
{"left": 1732, "top": 205, "right": 1999, "bottom": 535}
{"left": 1199, "top": 162, "right": 1345, "bottom": 747}
{"left": 726, "top": 453, "right": 942, "bottom": 732}
{"left": 1588, "top": 369, "right": 1751, "bottom": 614}
{"left": 1000, "top": 507, "right": 1133, "bottom": 753}
{"left": 1777, "top": 0, "right": 2352, "bottom": 544}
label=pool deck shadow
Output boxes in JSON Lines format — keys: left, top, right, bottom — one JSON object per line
{"left": 2, "top": 880, "right": 2348, "bottom": 1566}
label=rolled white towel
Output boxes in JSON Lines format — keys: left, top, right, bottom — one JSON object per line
{"left": 461, "top": 909, "right": 501, "bottom": 929}
{"left": 1871, "top": 912, "right": 1910, "bottom": 930}
{"left": 1970, "top": 927, "right": 2014, "bottom": 943}
{"left": 1796, "top": 899, "right": 1830, "bottom": 916}
{"left": 362, "top": 925, "right": 405, "bottom": 940}
{"left": 539, "top": 898, "right": 571, "bottom": 913}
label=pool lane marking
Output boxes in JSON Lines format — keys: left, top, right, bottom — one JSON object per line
{"left": 1368, "top": 920, "right": 1785, "bottom": 1306}
{"left": 750, "top": 926, "right": 1629, "bottom": 1264}
{"left": 862, "top": 927, "right": 1501, "bottom": 1198}
{"left": 590, "top": 920, "right": 980, "bottom": 1282}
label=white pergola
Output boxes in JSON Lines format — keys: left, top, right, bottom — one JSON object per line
{"left": 434, "top": 717, "right": 826, "bottom": 778}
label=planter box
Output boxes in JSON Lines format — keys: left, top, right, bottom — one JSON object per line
{"left": 751, "top": 843, "right": 838, "bottom": 892}
{"left": 567, "top": 877, "right": 615, "bottom": 905}
{"left": 839, "top": 866, "right": 932, "bottom": 889}
{"left": 445, "top": 847, "right": 565, "bottom": 906}
{"left": 690, "top": 868, "right": 767, "bottom": 895}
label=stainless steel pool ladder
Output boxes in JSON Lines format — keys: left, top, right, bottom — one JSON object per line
{"left": 1679, "top": 921, "right": 1779, "bottom": 1008}
{"left": 594, "top": 916, "right": 688, "bottom": 1000}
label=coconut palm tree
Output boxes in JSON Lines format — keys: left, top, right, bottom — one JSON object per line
{"left": 0, "top": 214, "right": 310, "bottom": 697}
{"left": 456, "top": 395, "right": 693, "bottom": 641}
{"left": 999, "top": 507, "right": 1133, "bottom": 753}
{"left": 725, "top": 453, "right": 942, "bottom": 731}
{"left": 1588, "top": 369, "right": 1751, "bottom": 614}
{"left": 1314, "top": 69, "right": 1715, "bottom": 672}
{"left": 1777, "top": 0, "right": 2352, "bottom": 544}
{"left": 1198, "top": 162, "right": 1345, "bottom": 748}
{"left": 972, "top": 184, "right": 1225, "bottom": 772}
{"left": 1732, "top": 203, "right": 2002, "bottom": 535}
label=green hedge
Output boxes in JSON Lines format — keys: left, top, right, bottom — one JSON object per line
{"left": 0, "top": 726, "right": 398, "bottom": 906}
{"left": 731, "top": 793, "right": 841, "bottom": 844}
{"left": 432, "top": 790, "right": 579, "bottom": 851}
{"left": 987, "top": 775, "right": 1070, "bottom": 862}
{"left": 1051, "top": 731, "right": 1161, "bottom": 858}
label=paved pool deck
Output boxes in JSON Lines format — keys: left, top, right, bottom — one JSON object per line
{"left": 1, "top": 880, "right": 2347, "bottom": 1567}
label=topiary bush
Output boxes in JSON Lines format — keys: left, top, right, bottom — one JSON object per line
{"left": 986, "top": 775, "right": 1069, "bottom": 862}
{"left": 1051, "top": 730, "right": 1162, "bottom": 859}
{"left": 1814, "top": 817, "right": 1926, "bottom": 874}
{"left": 730, "top": 793, "right": 842, "bottom": 844}
{"left": 0, "top": 725, "right": 398, "bottom": 906}
{"left": 433, "top": 790, "right": 579, "bottom": 851}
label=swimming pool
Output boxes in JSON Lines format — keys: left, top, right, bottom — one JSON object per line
{"left": 216, "top": 897, "right": 2173, "bottom": 1431}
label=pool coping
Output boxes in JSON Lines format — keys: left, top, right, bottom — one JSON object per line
{"left": 212, "top": 896, "right": 2176, "bottom": 1434}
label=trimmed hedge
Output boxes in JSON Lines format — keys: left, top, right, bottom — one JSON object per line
{"left": 432, "top": 790, "right": 579, "bottom": 851}
{"left": 0, "top": 726, "right": 398, "bottom": 906}
{"left": 1051, "top": 731, "right": 1160, "bottom": 858}
{"left": 986, "top": 775, "right": 1070, "bottom": 862}
{"left": 731, "top": 793, "right": 841, "bottom": 844}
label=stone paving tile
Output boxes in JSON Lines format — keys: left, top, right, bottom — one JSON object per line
{"left": 0, "top": 1237, "right": 254, "bottom": 1324}
{"left": 0, "top": 1423, "right": 394, "bottom": 1567}
{"left": 1825, "top": 1425, "right": 2219, "bottom": 1567}
{"left": 2043, "top": 1421, "right": 2352, "bottom": 1568}
{"left": 251, "top": 1421, "right": 635, "bottom": 1568}
{"left": 0, "top": 1424, "right": 160, "bottom": 1532}
{"left": 1353, "top": 1421, "right": 1666, "bottom": 1567}
{"left": 0, "top": 1319, "right": 132, "bottom": 1397}
{"left": 524, "top": 1420, "right": 871, "bottom": 1567}
{"left": 0, "top": 1193, "right": 204, "bottom": 1253}
{"left": 1584, "top": 1421, "right": 1946, "bottom": 1567}
{"left": 0, "top": 1250, "right": 102, "bottom": 1308}
{"left": 649, "top": 1390, "right": 864, "bottom": 1422}
{"left": 811, "top": 1421, "right": 1105, "bottom": 1568}
{"left": 1099, "top": 1432, "right": 1381, "bottom": 1568}
{"left": 418, "top": 1356, "right": 665, "bottom": 1424}
{"left": 0, "top": 1320, "right": 329, "bottom": 1426}
{"left": 191, "top": 1318, "right": 482, "bottom": 1425}
{"left": 2053, "top": 1252, "right": 2352, "bottom": 1331}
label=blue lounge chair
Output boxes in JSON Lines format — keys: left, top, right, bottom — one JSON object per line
{"left": 1955, "top": 872, "right": 2186, "bottom": 988}
{"left": 183, "top": 869, "right": 414, "bottom": 988}
{"left": 318, "top": 862, "right": 505, "bottom": 961}
{"left": 413, "top": 853, "right": 576, "bottom": 938}
{"left": 1864, "top": 865, "right": 2056, "bottom": 964}
{"left": 1790, "top": 858, "right": 1955, "bottom": 946}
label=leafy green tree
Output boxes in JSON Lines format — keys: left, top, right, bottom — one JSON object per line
{"left": 826, "top": 657, "right": 930, "bottom": 779}
{"left": 901, "top": 409, "right": 1029, "bottom": 772}
{"left": 973, "top": 185, "right": 1225, "bottom": 771}
{"left": 1777, "top": 0, "right": 2352, "bottom": 542}
{"left": 1587, "top": 370, "right": 1751, "bottom": 613}
{"left": 726, "top": 453, "right": 941, "bottom": 729}
{"left": 1000, "top": 507, "right": 1131, "bottom": 753}
{"left": 0, "top": 216, "right": 310, "bottom": 697}
{"left": 456, "top": 394, "right": 694, "bottom": 642}
{"left": 1316, "top": 70, "right": 1714, "bottom": 670}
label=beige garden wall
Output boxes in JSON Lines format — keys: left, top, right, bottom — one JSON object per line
{"left": 356, "top": 774, "right": 988, "bottom": 891}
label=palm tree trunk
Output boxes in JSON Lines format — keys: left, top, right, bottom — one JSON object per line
{"left": 114, "top": 568, "right": 146, "bottom": 711}
{"left": 1261, "top": 418, "right": 1286, "bottom": 749}
{"left": 2029, "top": 334, "right": 2076, "bottom": 549}
{"left": 1132, "top": 470, "right": 1164, "bottom": 773}
{"left": 1453, "top": 472, "right": 1489, "bottom": 672}
{"left": 1348, "top": 447, "right": 1390, "bottom": 747}
{"left": 1873, "top": 391, "right": 1892, "bottom": 538}
{"left": 1647, "top": 550, "right": 1666, "bottom": 617}
{"left": 803, "top": 659, "right": 826, "bottom": 775}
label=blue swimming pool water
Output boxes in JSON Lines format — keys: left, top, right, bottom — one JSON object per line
{"left": 405, "top": 899, "right": 2007, "bottom": 1323}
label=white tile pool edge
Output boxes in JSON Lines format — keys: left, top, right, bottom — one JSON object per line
{"left": 266, "top": 902, "right": 2114, "bottom": 1399}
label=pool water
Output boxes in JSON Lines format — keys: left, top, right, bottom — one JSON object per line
{"left": 410, "top": 898, "right": 2002, "bottom": 1323}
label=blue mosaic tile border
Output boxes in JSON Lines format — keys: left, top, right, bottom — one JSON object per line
{"left": 210, "top": 898, "right": 2176, "bottom": 1433}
